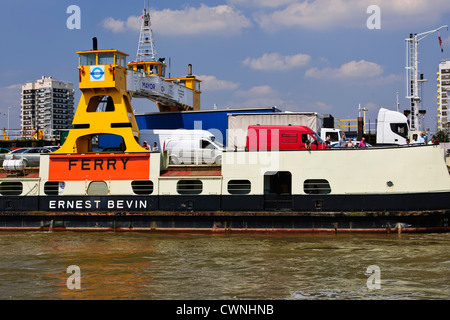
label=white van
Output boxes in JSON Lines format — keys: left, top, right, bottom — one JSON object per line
{"left": 320, "top": 128, "right": 343, "bottom": 144}
{"left": 140, "top": 129, "right": 216, "bottom": 151}
{"left": 164, "top": 137, "right": 225, "bottom": 165}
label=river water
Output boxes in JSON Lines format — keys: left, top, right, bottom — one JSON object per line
{"left": 0, "top": 231, "right": 448, "bottom": 300}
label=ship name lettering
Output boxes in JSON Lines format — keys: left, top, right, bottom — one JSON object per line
{"left": 49, "top": 199, "right": 146, "bottom": 210}
{"left": 107, "top": 200, "right": 147, "bottom": 209}
{"left": 49, "top": 200, "right": 101, "bottom": 209}
{"left": 68, "top": 158, "right": 129, "bottom": 171}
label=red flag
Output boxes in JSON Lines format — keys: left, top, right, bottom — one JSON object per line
{"left": 438, "top": 32, "right": 443, "bottom": 52}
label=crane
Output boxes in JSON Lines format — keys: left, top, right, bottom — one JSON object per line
{"left": 405, "top": 25, "right": 448, "bottom": 132}
{"left": 126, "top": 5, "right": 201, "bottom": 112}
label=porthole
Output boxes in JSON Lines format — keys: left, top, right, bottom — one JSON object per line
{"left": 304, "top": 179, "right": 331, "bottom": 194}
{"left": 177, "top": 180, "right": 203, "bottom": 195}
{"left": 44, "top": 181, "right": 62, "bottom": 196}
{"left": 228, "top": 180, "right": 251, "bottom": 194}
{"left": 132, "top": 180, "right": 154, "bottom": 195}
{"left": 0, "top": 182, "right": 23, "bottom": 196}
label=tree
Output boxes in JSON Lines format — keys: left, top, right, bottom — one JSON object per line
{"left": 433, "top": 130, "right": 449, "bottom": 143}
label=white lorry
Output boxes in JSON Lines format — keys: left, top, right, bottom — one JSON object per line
{"left": 376, "top": 108, "right": 410, "bottom": 145}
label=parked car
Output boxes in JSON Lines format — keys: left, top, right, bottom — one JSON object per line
{"left": 0, "top": 147, "right": 13, "bottom": 166}
{"left": 4, "top": 147, "right": 56, "bottom": 167}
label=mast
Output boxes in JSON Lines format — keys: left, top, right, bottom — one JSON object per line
{"left": 405, "top": 25, "right": 448, "bottom": 132}
{"left": 136, "top": 3, "right": 157, "bottom": 62}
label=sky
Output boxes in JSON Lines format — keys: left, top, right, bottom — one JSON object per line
{"left": 1, "top": 0, "right": 450, "bottom": 133}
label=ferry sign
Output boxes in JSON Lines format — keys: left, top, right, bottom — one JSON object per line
{"left": 90, "top": 66, "right": 105, "bottom": 82}
{"left": 48, "top": 153, "right": 150, "bottom": 181}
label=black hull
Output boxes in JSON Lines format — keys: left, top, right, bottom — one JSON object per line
{"left": 0, "top": 193, "right": 449, "bottom": 233}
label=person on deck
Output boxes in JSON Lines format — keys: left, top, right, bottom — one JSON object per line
{"left": 358, "top": 137, "right": 367, "bottom": 148}
{"left": 339, "top": 134, "right": 347, "bottom": 147}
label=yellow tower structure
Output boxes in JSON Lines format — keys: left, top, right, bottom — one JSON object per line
{"left": 55, "top": 48, "right": 146, "bottom": 154}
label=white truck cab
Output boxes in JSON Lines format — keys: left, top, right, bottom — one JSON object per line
{"left": 376, "top": 108, "right": 409, "bottom": 145}
{"left": 320, "top": 128, "right": 343, "bottom": 144}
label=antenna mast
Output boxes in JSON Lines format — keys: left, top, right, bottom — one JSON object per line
{"left": 405, "top": 25, "right": 448, "bottom": 131}
{"left": 136, "top": 2, "right": 157, "bottom": 62}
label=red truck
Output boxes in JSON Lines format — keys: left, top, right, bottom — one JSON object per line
{"left": 246, "top": 125, "right": 328, "bottom": 151}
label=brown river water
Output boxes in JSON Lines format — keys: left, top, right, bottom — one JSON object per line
{"left": 0, "top": 231, "right": 448, "bottom": 300}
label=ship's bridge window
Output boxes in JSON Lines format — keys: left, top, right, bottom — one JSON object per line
{"left": 80, "top": 54, "right": 96, "bottom": 66}
{"left": 304, "top": 179, "right": 331, "bottom": 194}
{"left": 98, "top": 53, "right": 114, "bottom": 65}
{"left": 115, "top": 53, "right": 126, "bottom": 68}
{"left": 177, "top": 180, "right": 203, "bottom": 195}
{"left": 150, "top": 65, "right": 159, "bottom": 75}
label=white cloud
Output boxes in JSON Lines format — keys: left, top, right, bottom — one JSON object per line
{"left": 254, "top": 0, "right": 450, "bottom": 31}
{"left": 305, "top": 60, "right": 384, "bottom": 79}
{"left": 102, "top": 17, "right": 126, "bottom": 33}
{"left": 102, "top": 5, "right": 252, "bottom": 36}
{"left": 243, "top": 52, "right": 311, "bottom": 70}
{"left": 234, "top": 85, "right": 276, "bottom": 97}
{"left": 305, "top": 60, "right": 403, "bottom": 86}
{"left": 196, "top": 75, "right": 240, "bottom": 91}
{"left": 227, "top": 0, "right": 297, "bottom": 8}
{"left": 313, "top": 101, "right": 333, "bottom": 112}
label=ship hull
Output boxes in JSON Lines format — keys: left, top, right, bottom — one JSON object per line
{"left": 0, "top": 193, "right": 448, "bottom": 233}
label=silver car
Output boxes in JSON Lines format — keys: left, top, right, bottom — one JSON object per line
{"left": 4, "top": 147, "right": 57, "bottom": 167}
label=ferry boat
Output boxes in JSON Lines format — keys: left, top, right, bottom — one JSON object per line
{"left": 0, "top": 47, "right": 449, "bottom": 233}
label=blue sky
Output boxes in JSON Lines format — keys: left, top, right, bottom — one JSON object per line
{"left": 1, "top": 0, "right": 450, "bottom": 133}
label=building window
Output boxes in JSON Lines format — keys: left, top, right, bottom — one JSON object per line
{"left": 177, "top": 180, "right": 203, "bottom": 195}
{"left": 131, "top": 181, "right": 154, "bottom": 195}
{"left": 304, "top": 179, "right": 331, "bottom": 194}
{"left": 0, "top": 182, "right": 23, "bottom": 196}
{"left": 227, "top": 180, "right": 251, "bottom": 194}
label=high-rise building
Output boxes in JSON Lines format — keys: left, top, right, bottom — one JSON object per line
{"left": 437, "top": 60, "right": 450, "bottom": 132}
{"left": 21, "top": 76, "right": 74, "bottom": 140}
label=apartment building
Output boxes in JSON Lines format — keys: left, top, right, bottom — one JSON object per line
{"left": 437, "top": 60, "right": 450, "bottom": 132}
{"left": 21, "top": 76, "right": 74, "bottom": 140}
